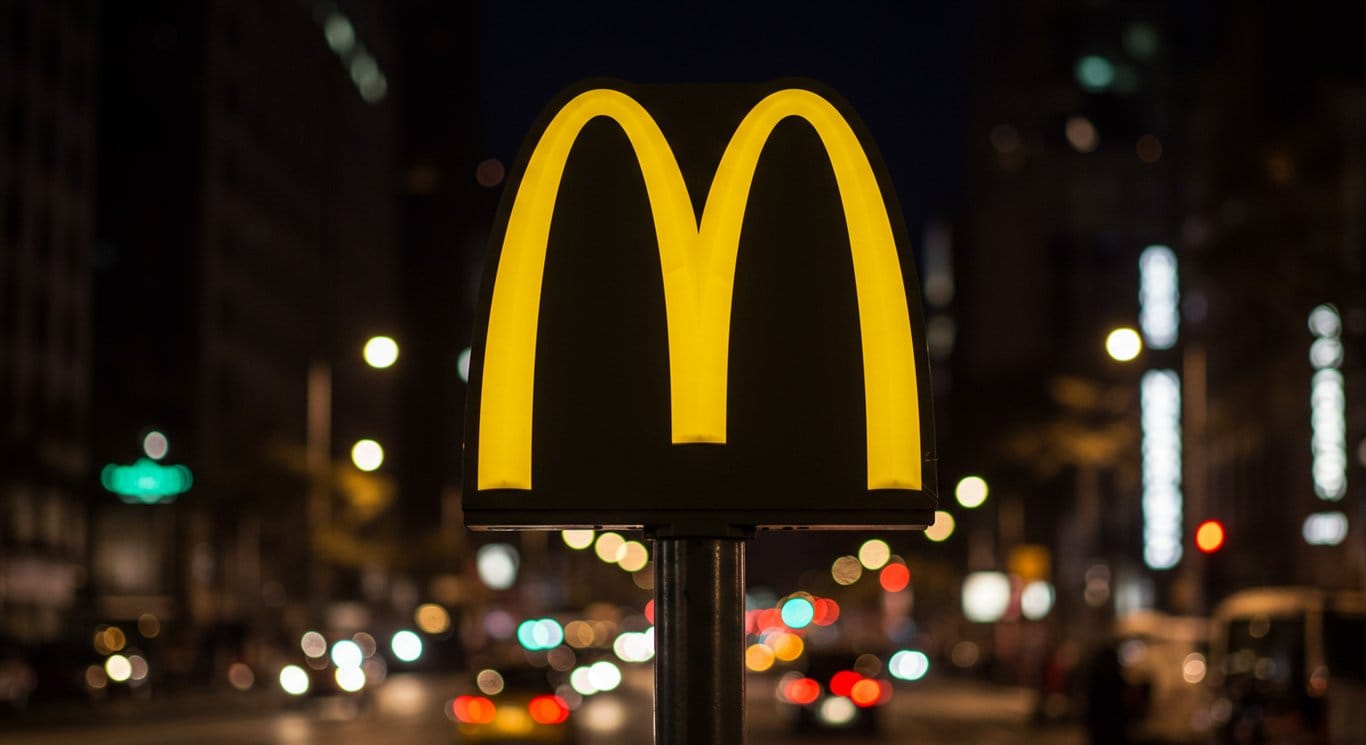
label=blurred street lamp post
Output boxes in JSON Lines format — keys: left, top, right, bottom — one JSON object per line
{"left": 306, "top": 336, "right": 397, "bottom": 616}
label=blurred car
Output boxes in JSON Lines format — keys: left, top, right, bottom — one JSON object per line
{"left": 451, "top": 665, "right": 577, "bottom": 744}
{"left": 776, "top": 652, "right": 891, "bottom": 737}
{"left": 1114, "top": 610, "right": 1211, "bottom": 744}
{"left": 1209, "top": 587, "right": 1366, "bottom": 745}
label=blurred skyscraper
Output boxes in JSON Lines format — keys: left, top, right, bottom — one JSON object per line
{"left": 90, "top": 0, "right": 399, "bottom": 673}
{"left": 959, "top": 0, "right": 1365, "bottom": 629}
{"left": 0, "top": 0, "right": 99, "bottom": 643}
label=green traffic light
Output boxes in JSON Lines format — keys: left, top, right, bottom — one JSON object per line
{"left": 101, "top": 458, "right": 193, "bottom": 504}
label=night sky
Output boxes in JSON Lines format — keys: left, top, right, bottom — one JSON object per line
{"left": 473, "top": 1, "right": 978, "bottom": 238}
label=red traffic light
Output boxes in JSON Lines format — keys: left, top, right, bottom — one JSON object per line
{"left": 1195, "top": 520, "right": 1225, "bottom": 553}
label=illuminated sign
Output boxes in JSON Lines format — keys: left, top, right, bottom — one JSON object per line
{"left": 463, "top": 81, "right": 935, "bottom": 529}
{"left": 101, "top": 458, "right": 193, "bottom": 504}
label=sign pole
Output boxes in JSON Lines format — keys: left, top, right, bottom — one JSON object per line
{"left": 653, "top": 529, "right": 748, "bottom": 745}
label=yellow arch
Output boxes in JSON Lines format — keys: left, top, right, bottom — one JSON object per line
{"left": 478, "top": 87, "right": 921, "bottom": 492}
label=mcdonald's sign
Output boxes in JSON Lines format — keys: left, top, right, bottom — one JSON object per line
{"left": 463, "top": 81, "right": 936, "bottom": 530}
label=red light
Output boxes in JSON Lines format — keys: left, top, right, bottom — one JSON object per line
{"left": 783, "top": 677, "right": 821, "bottom": 705}
{"left": 812, "top": 598, "right": 840, "bottom": 626}
{"left": 829, "top": 670, "right": 861, "bottom": 698}
{"left": 527, "top": 694, "right": 570, "bottom": 725}
{"left": 849, "top": 679, "right": 881, "bottom": 707}
{"left": 758, "top": 608, "right": 783, "bottom": 632}
{"left": 1195, "top": 520, "right": 1225, "bottom": 553}
{"left": 453, "top": 695, "right": 496, "bottom": 724}
{"left": 879, "top": 563, "right": 911, "bottom": 592}
{"left": 645, "top": 599, "right": 655, "bottom": 625}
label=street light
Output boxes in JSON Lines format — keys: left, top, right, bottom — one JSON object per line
{"left": 351, "top": 439, "right": 384, "bottom": 471}
{"left": 363, "top": 335, "right": 400, "bottom": 369}
{"left": 1106, "top": 327, "right": 1143, "bottom": 362}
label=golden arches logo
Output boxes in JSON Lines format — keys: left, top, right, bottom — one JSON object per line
{"left": 478, "top": 87, "right": 921, "bottom": 492}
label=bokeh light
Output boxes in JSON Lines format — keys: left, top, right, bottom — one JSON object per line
{"left": 745, "top": 643, "right": 775, "bottom": 672}
{"left": 142, "top": 430, "right": 169, "bottom": 460}
{"left": 105, "top": 654, "right": 132, "bottom": 683}
{"left": 477, "top": 668, "right": 505, "bottom": 695}
{"left": 924, "top": 511, "right": 956, "bottom": 542}
{"left": 351, "top": 439, "right": 384, "bottom": 471}
{"left": 477, "top": 543, "right": 520, "bottom": 590}
{"left": 562, "top": 529, "right": 594, "bottom": 549}
{"left": 363, "top": 336, "right": 399, "bottom": 368}
{"left": 416, "top": 603, "right": 451, "bottom": 634}
{"left": 279, "top": 665, "right": 310, "bottom": 695}
{"left": 301, "top": 630, "right": 327, "bottom": 657}
{"left": 1106, "top": 327, "right": 1143, "bottom": 362}
{"left": 227, "top": 662, "right": 254, "bottom": 691}
{"left": 889, "top": 650, "right": 930, "bottom": 681}
{"left": 954, "top": 476, "right": 989, "bottom": 508}
{"left": 618, "top": 541, "right": 649, "bottom": 572}
{"left": 594, "top": 532, "right": 626, "bottom": 563}
{"left": 857, "top": 539, "right": 891, "bottom": 570}
{"left": 880, "top": 563, "right": 911, "bottom": 592}
{"left": 391, "top": 630, "right": 423, "bottom": 662}
{"left": 831, "top": 555, "right": 863, "bottom": 585}
{"left": 331, "top": 639, "right": 363, "bottom": 669}
{"left": 780, "top": 597, "right": 815, "bottom": 629}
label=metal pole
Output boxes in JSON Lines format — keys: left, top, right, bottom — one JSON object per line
{"left": 654, "top": 535, "right": 746, "bottom": 745}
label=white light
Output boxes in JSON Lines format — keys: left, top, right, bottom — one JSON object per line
{"left": 390, "top": 630, "right": 423, "bottom": 663}
{"left": 363, "top": 336, "right": 399, "bottom": 368}
{"left": 331, "top": 639, "right": 363, "bottom": 670}
{"left": 889, "top": 650, "right": 930, "bottom": 681}
{"left": 1309, "top": 304, "right": 1342, "bottom": 337}
{"left": 962, "top": 572, "right": 1011, "bottom": 623}
{"left": 954, "top": 476, "right": 989, "bottom": 508}
{"left": 351, "top": 439, "right": 384, "bottom": 471}
{"left": 1141, "top": 369, "right": 1183, "bottom": 570}
{"left": 458, "top": 347, "right": 472, "bottom": 383}
{"left": 476, "top": 543, "right": 520, "bottom": 590}
{"left": 105, "top": 654, "right": 132, "bottom": 683}
{"left": 858, "top": 539, "right": 891, "bottom": 570}
{"left": 279, "top": 665, "right": 310, "bottom": 696}
{"left": 323, "top": 13, "right": 355, "bottom": 55}
{"left": 570, "top": 666, "right": 598, "bottom": 696}
{"left": 335, "top": 666, "right": 366, "bottom": 692}
{"left": 924, "top": 510, "right": 955, "bottom": 542}
{"left": 1106, "top": 328, "right": 1143, "bottom": 362}
{"left": 1310, "top": 305, "right": 1346, "bottom": 501}
{"left": 301, "top": 631, "right": 327, "bottom": 658}
{"left": 1020, "top": 580, "right": 1055, "bottom": 620}
{"left": 142, "top": 431, "right": 169, "bottom": 460}
{"left": 587, "top": 661, "right": 621, "bottom": 692}
{"left": 818, "top": 695, "right": 857, "bottom": 726}
{"left": 1139, "top": 245, "right": 1179, "bottom": 349}
{"left": 562, "top": 529, "right": 594, "bottom": 550}
{"left": 613, "top": 630, "right": 655, "bottom": 663}
{"left": 594, "top": 532, "right": 626, "bottom": 564}
{"left": 1303, "top": 511, "right": 1349, "bottom": 546}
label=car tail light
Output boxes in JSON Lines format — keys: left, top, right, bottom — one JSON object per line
{"left": 829, "top": 670, "right": 861, "bottom": 697}
{"left": 528, "top": 694, "right": 570, "bottom": 725}
{"left": 453, "top": 695, "right": 497, "bottom": 724}
{"left": 783, "top": 677, "right": 821, "bottom": 705}
{"left": 849, "top": 679, "right": 882, "bottom": 708}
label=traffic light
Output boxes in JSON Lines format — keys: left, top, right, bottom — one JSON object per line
{"left": 1195, "top": 520, "right": 1225, "bottom": 554}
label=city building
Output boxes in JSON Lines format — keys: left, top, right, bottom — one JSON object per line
{"left": 91, "top": 0, "right": 400, "bottom": 676}
{"left": 0, "top": 0, "right": 99, "bottom": 644}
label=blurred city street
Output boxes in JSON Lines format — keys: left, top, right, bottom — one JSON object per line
{"left": 7, "top": 671, "right": 1083, "bottom": 745}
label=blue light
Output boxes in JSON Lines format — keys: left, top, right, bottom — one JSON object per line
{"left": 780, "top": 597, "right": 815, "bottom": 630}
